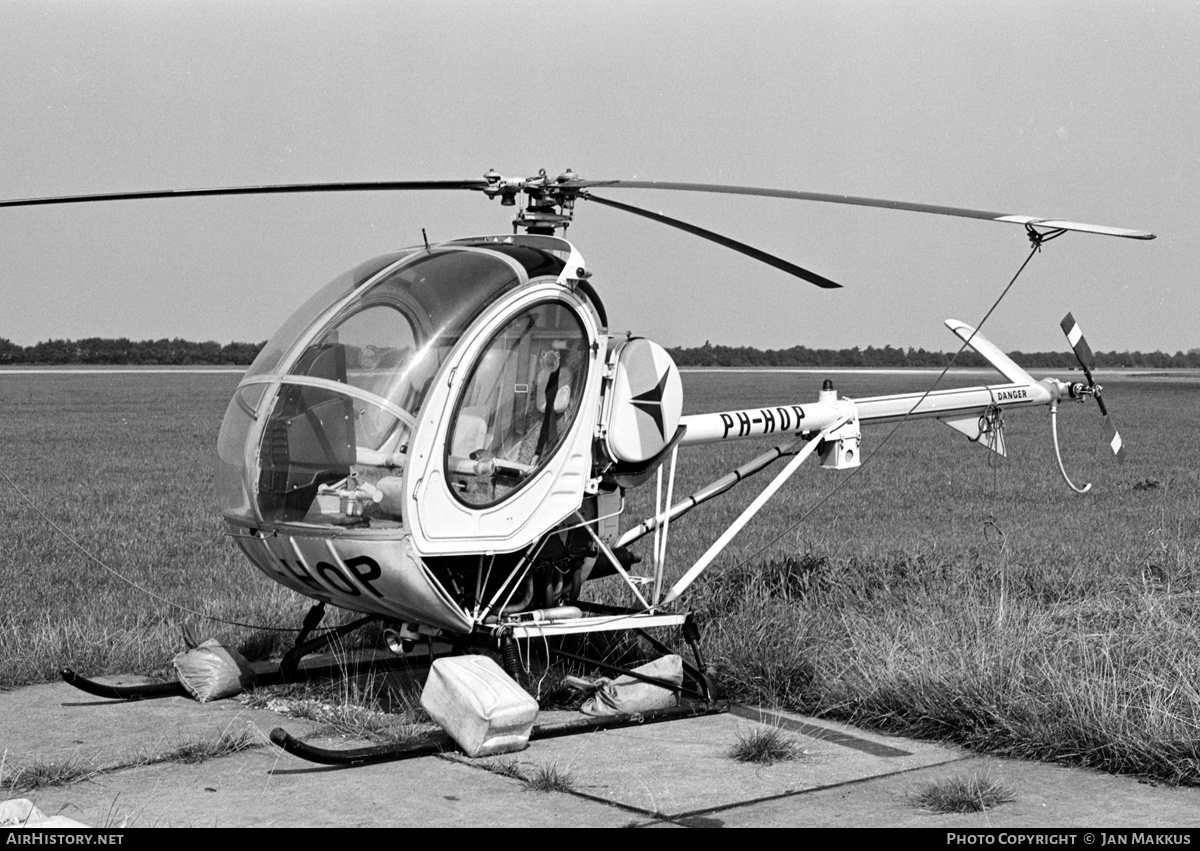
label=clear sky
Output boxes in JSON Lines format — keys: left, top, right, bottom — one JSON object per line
{"left": 1, "top": 0, "right": 1194, "bottom": 355}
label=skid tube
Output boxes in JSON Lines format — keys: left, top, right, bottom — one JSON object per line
{"left": 59, "top": 608, "right": 395, "bottom": 701}
{"left": 57, "top": 659, "right": 420, "bottom": 702}
{"left": 59, "top": 668, "right": 190, "bottom": 700}
{"left": 270, "top": 701, "right": 728, "bottom": 767}
{"left": 272, "top": 608, "right": 726, "bottom": 766}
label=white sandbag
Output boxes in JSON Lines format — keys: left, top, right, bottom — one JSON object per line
{"left": 173, "top": 638, "right": 256, "bottom": 702}
{"left": 1, "top": 798, "right": 90, "bottom": 828}
{"left": 579, "top": 654, "right": 683, "bottom": 717}
{"left": 421, "top": 655, "right": 539, "bottom": 758}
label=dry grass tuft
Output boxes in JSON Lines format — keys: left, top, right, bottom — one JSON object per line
{"left": 245, "top": 660, "right": 433, "bottom": 746}
{"left": 729, "top": 725, "right": 803, "bottom": 765}
{"left": 524, "top": 762, "right": 575, "bottom": 793}
{"left": 2, "top": 754, "right": 99, "bottom": 794}
{"left": 152, "top": 728, "right": 262, "bottom": 765}
{"left": 481, "top": 757, "right": 526, "bottom": 781}
{"left": 1, "top": 728, "right": 263, "bottom": 796}
{"left": 911, "top": 771, "right": 1017, "bottom": 813}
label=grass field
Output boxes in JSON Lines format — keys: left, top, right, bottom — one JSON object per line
{"left": 2, "top": 367, "right": 1199, "bottom": 783}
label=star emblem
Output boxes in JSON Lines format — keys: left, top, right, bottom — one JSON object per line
{"left": 629, "top": 369, "right": 671, "bottom": 440}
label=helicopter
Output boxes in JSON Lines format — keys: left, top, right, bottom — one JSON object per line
{"left": 2, "top": 169, "right": 1154, "bottom": 757}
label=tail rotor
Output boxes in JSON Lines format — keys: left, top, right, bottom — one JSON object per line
{"left": 1060, "top": 312, "right": 1126, "bottom": 462}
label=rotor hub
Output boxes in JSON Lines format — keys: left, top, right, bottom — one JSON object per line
{"left": 481, "top": 168, "right": 587, "bottom": 234}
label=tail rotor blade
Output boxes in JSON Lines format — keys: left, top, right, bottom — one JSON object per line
{"left": 1060, "top": 312, "right": 1098, "bottom": 385}
{"left": 1061, "top": 312, "right": 1126, "bottom": 462}
{"left": 1102, "top": 413, "right": 1127, "bottom": 462}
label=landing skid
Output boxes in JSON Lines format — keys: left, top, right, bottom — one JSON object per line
{"left": 270, "top": 702, "right": 728, "bottom": 767}
{"left": 58, "top": 656, "right": 422, "bottom": 702}
{"left": 59, "top": 605, "right": 397, "bottom": 702}
{"left": 59, "top": 668, "right": 189, "bottom": 700}
{"left": 61, "top": 603, "right": 722, "bottom": 774}
{"left": 271, "top": 608, "right": 723, "bottom": 766}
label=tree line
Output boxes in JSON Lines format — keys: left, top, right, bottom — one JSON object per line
{"left": 0, "top": 337, "right": 265, "bottom": 365}
{"left": 1, "top": 335, "right": 1197, "bottom": 369}
{"left": 667, "top": 341, "right": 1200, "bottom": 370}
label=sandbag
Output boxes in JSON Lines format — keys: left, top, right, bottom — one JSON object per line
{"left": 578, "top": 654, "right": 683, "bottom": 717}
{"left": 421, "top": 655, "right": 539, "bottom": 758}
{"left": 1, "top": 798, "right": 90, "bottom": 828}
{"left": 172, "top": 638, "right": 256, "bottom": 702}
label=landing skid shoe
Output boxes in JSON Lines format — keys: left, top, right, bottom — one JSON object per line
{"left": 59, "top": 668, "right": 190, "bottom": 700}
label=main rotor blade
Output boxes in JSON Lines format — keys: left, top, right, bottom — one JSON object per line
{"left": 576, "top": 180, "right": 1156, "bottom": 240}
{"left": 0, "top": 180, "right": 489, "bottom": 210}
{"left": 585, "top": 193, "right": 842, "bottom": 289}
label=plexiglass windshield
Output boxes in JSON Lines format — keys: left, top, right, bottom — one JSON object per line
{"left": 218, "top": 241, "right": 568, "bottom": 527}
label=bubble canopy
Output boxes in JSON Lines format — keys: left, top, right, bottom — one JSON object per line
{"left": 217, "top": 237, "right": 571, "bottom": 527}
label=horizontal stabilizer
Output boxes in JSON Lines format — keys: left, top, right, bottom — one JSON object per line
{"left": 945, "top": 319, "right": 1035, "bottom": 385}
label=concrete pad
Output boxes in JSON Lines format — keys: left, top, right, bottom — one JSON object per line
{"left": 13, "top": 746, "right": 625, "bottom": 828}
{"left": 1, "top": 680, "right": 626, "bottom": 827}
{"left": 706, "top": 755, "right": 1200, "bottom": 829}
{"left": 7, "top": 678, "right": 1200, "bottom": 828}
{"left": 460, "top": 704, "right": 963, "bottom": 818}
{"left": 0, "top": 680, "right": 317, "bottom": 772}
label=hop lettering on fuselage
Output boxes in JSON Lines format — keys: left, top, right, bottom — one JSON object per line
{"left": 719, "top": 406, "right": 806, "bottom": 439}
